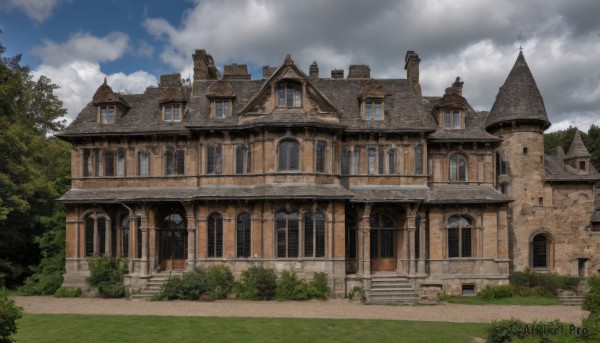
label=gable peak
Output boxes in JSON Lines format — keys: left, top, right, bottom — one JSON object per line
{"left": 566, "top": 130, "right": 592, "bottom": 159}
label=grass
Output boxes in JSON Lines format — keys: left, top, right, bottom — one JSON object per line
{"left": 14, "top": 314, "right": 489, "bottom": 343}
{"left": 439, "top": 295, "right": 562, "bottom": 305}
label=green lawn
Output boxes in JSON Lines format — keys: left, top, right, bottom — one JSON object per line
{"left": 15, "top": 314, "right": 489, "bottom": 343}
{"left": 439, "top": 295, "right": 562, "bottom": 305}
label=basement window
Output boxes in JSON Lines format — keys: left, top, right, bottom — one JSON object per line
{"left": 462, "top": 284, "right": 475, "bottom": 296}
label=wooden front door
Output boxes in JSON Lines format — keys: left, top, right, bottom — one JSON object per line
{"left": 159, "top": 213, "right": 187, "bottom": 271}
{"left": 370, "top": 213, "right": 397, "bottom": 272}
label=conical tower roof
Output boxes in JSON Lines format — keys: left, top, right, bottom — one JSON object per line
{"left": 566, "top": 130, "right": 592, "bottom": 159}
{"left": 485, "top": 52, "right": 550, "bottom": 129}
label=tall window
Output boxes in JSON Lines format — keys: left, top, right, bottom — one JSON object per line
{"left": 532, "top": 234, "right": 550, "bottom": 268}
{"left": 414, "top": 144, "right": 423, "bottom": 175}
{"left": 105, "top": 151, "right": 114, "bottom": 176}
{"left": 449, "top": 154, "right": 468, "bottom": 182}
{"left": 84, "top": 215, "right": 109, "bottom": 256}
{"left": 116, "top": 149, "right": 125, "bottom": 176}
{"left": 315, "top": 140, "right": 326, "bottom": 173}
{"left": 345, "top": 215, "right": 357, "bottom": 259}
{"left": 235, "top": 145, "right": 251, "bottom": 174}
{"left": 279, "top": 140, "right": 299, "bottom": 171}
{"left": 100, "top": 106, "right": 115, "bottom": 124}
{"left": 304, "top": 212, "right": 325, "bottom": 258}
{"left": 237, "top": 213, "right": 251, "bottom": 258}
{"left": 207, "top": 144, "right": 223, "bottom": 175}
{"left": 136, "top": 216, "right": 142, "bottom": 259}
{"left": 352, "top": 146, "right": 360, "bottom": 175}
{"left": 121, "top": 216, "right": 130, "bottom": 258}
{"left": 443, "top": 110, "right": 460, "bottom": 128}
{"left": 378, "top": 147, "right": 385, "bottom": 175}
{"left": 341, "top": 149, "right": 351, "bottom": 175}
{"left": 276, "top": 211, "right": 299, "bottom": 258}
{"left": 447, "top": 215, "right": 472, "bottom": 258}
{"left": 388, "top": 149, "right": 396, "bottom": 174}
{"left": 277, "top": 81, "right": 301, "bottom": 107}
{"left": 215, "top": 100, "right": 230, "bottom": 118}
{"left": 496, "top": 152, "right": 508, "bottom": 175}
{"left": 368, "top": 147, "right": 376, "bottom": 175}
{"left": 364, "top": 101, "right": 382, "bottom": 120}
{"left": 103, "top": 149, "right": 126, "bottom": 177}
{"left": 138, "top": 151, "right": 150, "bottom": 176}
{"left": 164, "top": 104, "right": 181, "bottom": 122}
{"left": 166, "top": 149, "right": 185, "bottom": 175}
{"left": 85, "top": 217, "right": 94, "bottom": 256}
{"left": 207, "top": 213, "right": 223, "bottom": 258}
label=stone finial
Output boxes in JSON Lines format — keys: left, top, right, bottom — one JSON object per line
{"left": 284, "top": 54, "right": 294, "bottom": 65}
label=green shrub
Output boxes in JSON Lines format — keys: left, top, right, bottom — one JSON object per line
{"left": 477, "top": 285, "right": 515, "bottom": 300}
{"left": 487, "top": 318, "right": 527, "bottom": 343}
{"left": 205, "top": 264, "right": 234, "bottom": 300}
{"left": 233, "top": 266, "right": 277, "bottom": 300}
{"left": 54, "top": 287, "right": 82, "bottom": 298}
{"left": 0, "top": 288, "right": 23, "bottom": 343}
{"left": 348, "top": 286, "right": 366, "bottom": 303}
{"left": 583, "top": 276, "right": 600, "bottom": 315}
{"left": 86, "top": 256, "right": 127, "bottom": 298}
{"left": 310, "top": 272, "right": 329, "bottom": 300}
{"left": 581, "top": 312, "right": 600, "bottom": 342}
{"left": 509, "top": 269, "right": 580, "bottom": 297}
{"left": 276, "top": 270, "right": 300, "bottom": 300}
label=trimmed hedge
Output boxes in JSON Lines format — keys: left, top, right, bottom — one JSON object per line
{"left": 509, "top": 269, "right": 581, "bottom": 296}
{"left": 233, "top": 266, "right": 277, "bottom": 300}
{"left": 156, "top": 265, "right": 234, "bottom": 301}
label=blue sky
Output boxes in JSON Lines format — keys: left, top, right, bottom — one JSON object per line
{"left": 1, "top": 0, "right": 599, "bottom": 133}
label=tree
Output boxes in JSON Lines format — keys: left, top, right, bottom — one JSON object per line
{"left": 544, "top": 126, "right": 600, "bottom": 173}
{"left": 0, "top": 38, "right": 69, "bottom": 287}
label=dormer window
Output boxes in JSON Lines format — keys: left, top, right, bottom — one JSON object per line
{"left": 443, "top": 110, "right": 461, "bottom": 128}
{"left": 277, "top": 81, "right": 301, "bottom": 107}
{"left": 100, "top": 106, "right": 116, "bottom": 124}
{"left": 579, "top": 161, "right": 586, "bottom": 172}
{"left": 164, "top": 104, "right": 182, "bottom": 122}
{"left": 364, "top": 101, "right": 383, "bottom": 120}
{"left": 215, "top": 100, "right": 231, "bottom": 118}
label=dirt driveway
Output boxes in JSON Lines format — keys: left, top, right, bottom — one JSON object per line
{"left": 14, "top": 296, "right": 589, "bottom": 325}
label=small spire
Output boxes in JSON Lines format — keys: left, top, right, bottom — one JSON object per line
{"left": 103, "top": 77, "right": 107, "bottom": 85}
{"left": 566, "top": 130, "right": 592, "bottom": 159}
{"left": 284, "top": 54, "right": 294, "bottom": 65}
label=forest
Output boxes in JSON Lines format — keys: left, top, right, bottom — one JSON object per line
{"left": 0, "top": 38, "right": 599, "bottom": 293}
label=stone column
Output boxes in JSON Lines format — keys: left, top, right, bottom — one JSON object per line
{"left": 185, "top": 202, "right": 196, "bottom": 271}
{"left": 105, "top": 219, "right": 112, "bottom": 257}
{"left": 357, "top": 203, "right": 372, "bottom": 276}
{"left": 93, "top": 216, "right": 99, "bottom": 255}
{"left": 418, "top": 215, "right": 427, "bottom": 274}
{"left": 128, "top": 215, "right": 135, "bottom": 273}
{"left": 407, "top": 214, "right": 416, "bottom": 276}
{"left": 140, "top": 227, "right": 149, "bottom": 277}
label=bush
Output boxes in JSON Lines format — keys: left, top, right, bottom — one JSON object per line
{"left": 0, "top": 288, "right": 23, "bottom": 343}
{"left": 86, "top": 256, "right": 127, "bottom": 298}
{"left": 487, "top": 318, "right": 527, "bottom": 343}
{"left": 205, "top": 264, "right": 234, "bottom": 300}
{"left": 509, "top": 269, "right": 581, "bottom": 296}
{"left": 158, "top": 265, "right": 234, "bottom": 301}
{"left": 583, "top": 276, "right": 600, "bottom": 315}
{"left": 348, "top": 286, "right": 366, "bottom": 303}
{"left": 310, "top": 272, "right": 329, "bottom": 300}
{"left": 54, "top": 287, "right": 82, "bottom": 298}
{"left": 477, "top": 285, "right": 515, "bottom": 300}
{"left": 233, "top": 266, "right": 277, "bottom": 300}
{"left": 275, "top": 270, "right": 329, "bottom": 301}
{"left": 488, "top": 318, "right": 582, "bottom": 343}
{"left": 581, "top": 312, "right": 600, "bottom": 342}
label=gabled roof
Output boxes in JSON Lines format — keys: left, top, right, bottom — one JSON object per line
{"left": 544, "top": 147, "right": 600, "bottom": 182}
{"left": 486, "top": 52, "right": 550, "bottom": 130}
{"left": 565, "top": 130, "right": 592, "bottom": 159}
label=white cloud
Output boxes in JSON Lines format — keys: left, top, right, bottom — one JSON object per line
{"left": 137, "top": 0, "right": 598, "bottom": 132}
{"left": 0, "top": 0, "right": 62, "bottom": 23}
{"left": 33, "top": 61, "right": 157, "bottom": 123}
{"left": 31, "top": 32, "right": 130, "bottom": 66}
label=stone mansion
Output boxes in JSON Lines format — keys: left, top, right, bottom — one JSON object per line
{"left": 57, "top": 49, "right": 600, "bottom": 302}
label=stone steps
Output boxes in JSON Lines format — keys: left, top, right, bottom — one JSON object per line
{"left": 369, "top": 274, "right": 418, "bottom": 305}
{"left": 558, "top": 291, "right": 586, "bottom": 306}
{"left": 130, "top": 271, "right": 183, "bottom": 301}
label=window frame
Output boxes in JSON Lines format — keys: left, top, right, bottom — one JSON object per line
{"left": 207, "top": 213, "right": 223, "bottom": 258}
{"left": 447, "top": 215, "right": 472, "bottom": 258}
{"left": 99, "top": 105, "right": 116, "bottom": 124}
{"left": 236, "top": 213, "right": 252, "bottom": 258}
{"left": 364, "top": 100, "right": 383, "bottom": 121}
{"left": 277, "top": 81, "right": 302, "bottom": 107}
{"left": 276, "top": 211, "right": 299, "bottom": 258}
{"left": 165, "top": 148, "right": 185, "bottom": 176}
{"left": 84, "top": 214, "right": 110, "bottom": 257}
{"left": 315, "top": 140, "right": 326, "bottom": 173}
{"left": 163, "top": 103, "right": 182, "bottom": 122}
{"left": 449, "top": 153, "right": 468, "bottom": 182}
{"left": 531, "top": 233, "right": 551, "bottom": 269}
{"left": 214, "top": 99, "right": 231, "bottom": 119}
{"left": 235, "top": 144, "right": 251, "bottom": 174}
{"left": 278, "top": 140, "right": 300, "bottom": 172}
{"left": 206, "top": 144, "right": 223, "bottom": 175}
{"left": 414, "top": 144, "right": 423, "bottom": 175}
{"left": 138, "top": 150, "right": 150, "bottom": 176}
{"left": 442, "top": 110, "right": 461, "bottom": 129}
{"left": 303, "top": 211, "right": 326, "bottom": 258}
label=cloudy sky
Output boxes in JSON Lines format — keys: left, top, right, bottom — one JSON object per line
{"left": 1, "top": 0, "right": 599, "bottom": 132}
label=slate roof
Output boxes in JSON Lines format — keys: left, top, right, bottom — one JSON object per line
{"left": 349, "top": 185, "right": 428, "bottom": 203}
{"left": 486, "top": 52, "right": 550, "bottom": 130}
{"left": 544, "top": 147, "right": 600, "bottom": 182}
{"left": 428, "top": 111, "right": 500, "bottom": 143}
{"left": 58, "top": 184, "right": 354, "bottom": 203}
{"left": 427, "top": 184, "right": 511, "bottom": 204}
{"left": 565, "top": 130, "right": 592, "bottom": 159}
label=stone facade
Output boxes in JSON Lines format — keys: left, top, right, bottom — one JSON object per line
{"left": 57, "top": 49, "right": 600, "bottom": 300}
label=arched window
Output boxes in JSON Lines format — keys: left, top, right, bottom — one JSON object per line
{"left": 121, "top": 216, "right": 130, "bottom": 258}
{"left": 84, "top": 215, "right": 109, "bottom": 257}
{"left": 449, "top": 154, "right": 468, "bottom": 182}
{"left": 279, "top": 140, "right": 299, "bottom": 171}
{"left": 277, "top": 81, "right": 301, "bottom": 107}
{"left": 532, "top": 233, "right": 551, "bottom": 269}
{"left": 85, "top": 217, "right": 94, "bottom": 256}
{"left": 276, "top": 211, "right": 299, "bottom": 258}
{"left": 237, "top": 213, "right": 251, "bottom": 258}
{"left": 447, "top": 215, "right": 472, "bottom": 258}
{"left": 207, "top": 213, "right": 223, "bottom": 258}
{"left": 304, "top": 212, "right": 325, "bottom": 258}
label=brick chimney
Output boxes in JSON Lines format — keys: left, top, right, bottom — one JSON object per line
{"left": 192, "top": 49, "right": 220, "bottom": 80}
{"left": 348, "top": 64, "right": 370, "bottom": 79}
{"left": 309, "top": 61, "right": 319, "bottom": 80}
{"left": 331, "top": 69, "right": 344, "bottom": 79}
{"left": 262, "top": 65, "right": 277, "bottom": 79}
{"left": 404, "top": 51, "right": 422, "bottom": 98}
{"left": 223, "top": 63, "right": 251, "bottom": 80}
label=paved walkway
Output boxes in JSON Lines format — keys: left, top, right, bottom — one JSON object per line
{"left": 14, "top": 296, "right": 589, "bottom": 324}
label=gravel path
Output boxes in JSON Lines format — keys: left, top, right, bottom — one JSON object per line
{"left": 14, "top": 296, "right": 589, "bottom": 324}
